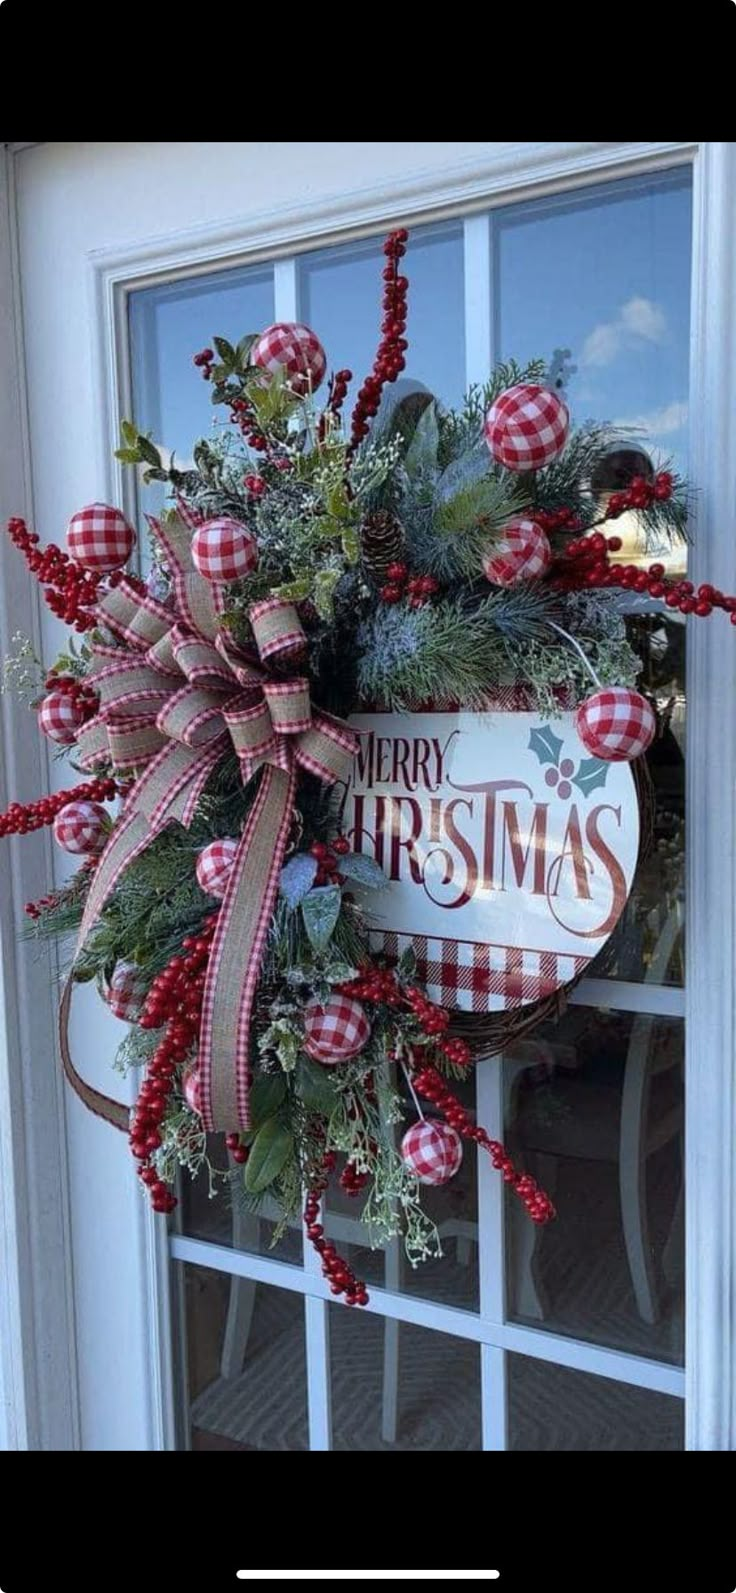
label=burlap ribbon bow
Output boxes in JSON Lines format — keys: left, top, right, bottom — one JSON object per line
{"left": 64, "top": 511, "right": 356, "bottom": 1132}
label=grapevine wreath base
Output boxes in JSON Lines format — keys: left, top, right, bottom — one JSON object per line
{"left": 1, "top": 228, "right": 722, "bottom": 1307}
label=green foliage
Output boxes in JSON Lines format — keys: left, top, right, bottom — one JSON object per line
{"left": 244, "top": 1117, "right": 294, "bottom": 1194}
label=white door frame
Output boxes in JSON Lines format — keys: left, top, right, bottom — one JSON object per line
{"left": 1, "top": 139, "right": 734, "bottom": 1450}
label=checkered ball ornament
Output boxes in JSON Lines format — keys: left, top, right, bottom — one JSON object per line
{"left": 53, "top": 800, "right": 110, "bottom": 855}
{"left": 66, "top": 503, "right": 136, "bottom": 572}
{"left": 484, "top": 382, "right": 569, "bottom": 472}
{"left": 250, "top": 322, "right": 327, "bottom": 397}
{"left": 482, "top": 517, "right": 552, "bottom": 585}
{"left": 400, "top": 1118, "right": 463, "bottom": 1186}
{"left": 196, "top": 838, "right": 239, "bottom": 899}
{"left": 107, "top": 961, "right": 147, "bottom": 1022}
{"left": 303, "top": 995, "right": 370, "bottom": 1065}
{"left": 190, "top": 517, "right": 258, "bottom": 584}
{"left": 575, "top": 687, "right": 656, "bottom": 762}
{"left": 182, "top": 1067, "right": 203, "bottom": 1115}
{"left": 38, "top": 689, "right": 85, "bottom": 745}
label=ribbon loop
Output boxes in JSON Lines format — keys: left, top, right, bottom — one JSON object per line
{"left": 250, "top": 597, "right": 306, "bottom": 662}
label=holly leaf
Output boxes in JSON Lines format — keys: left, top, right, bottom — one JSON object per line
{"left": 249, "top": 1074, "right": 286, "bottom": 1127}
{"left": 301, "top": 885, "right": 342, "bottom": 953}
{"left": 213, "top": 336, "right": 237, "bottom": 369}
{"left": 295, "top": 1054, "right": 339, "bottom": 1116}
{"left": 280, "top": 853, "right": 318, "bottom": 909}
{"left": 243, "top": 1118, "right": 293, "bottom": 1194}
{"left": 572, "top": 757, "right": 610, "bottom": 797}
{"left": 337, "top": 853, "right": 387, "bottom": 890}
{"left": 529, "top": 724, "right": 564, "bottom": 768}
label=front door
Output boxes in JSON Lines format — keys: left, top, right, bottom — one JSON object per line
{"left": 4, "top": 139, "right": 735, "bottom": 1451}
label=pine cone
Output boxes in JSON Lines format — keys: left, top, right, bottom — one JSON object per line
{"left": 360, "top": 510, "right": 405, "bottom": 582}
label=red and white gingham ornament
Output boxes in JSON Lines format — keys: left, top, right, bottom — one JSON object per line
{"left": 303, "top": 995, "right": 370, "bottom": 1065}
{"left": 37, "top": 689, "right": 85, "bottom": 745}
{"left": 195, "top": 837, "right": 239, "bottom": 898}
{"left": 66, "top": 503, "right": 136, "bottom": 572}
{"left": 484, "top": 383, "right": 569, "bottom": 472}
{"left": 482, "top": 517, "right": 552, "bottom": 585}
{"left": 250, "top": 322, "right": 327, "bottom": 398}
{"left": 107, "top": 961, "right": 147, "bottom": 1022}
{"left": 182, "top": 1067, "right": 203, "bottom": 1115}
{"left": 53, "top": 800, "right": 109, "bottom": 855}
{"left": 575, "top": 687, "right": 656, "bottom": 762}
{"left": 190, "top": 517, "right": 258, "bottom": 584}
{"left": 400, "top": 1118, "right": 463, "bottom": 1186}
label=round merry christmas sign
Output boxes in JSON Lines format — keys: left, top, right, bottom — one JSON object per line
{"left": 343, "top": 707, "right": 640, "bottom": 1012}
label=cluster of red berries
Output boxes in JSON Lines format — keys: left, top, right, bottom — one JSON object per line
{"left": 340, "top": 963, "right": 472, "bottom": 1068}
{"left": 225, "top": 1131, "right": 250, "bottom": 1166}
{"left": 243, "top": 473, "right": 266, "bottom": 497}
{"left": 0, "top": 777, "right": 116, "bottom": 840}
{"left": 318, "top": 368, "right": 353, "bottom": 443}
{"left": 379, "top": 562, "right": 440, "bottom": 607}
{"left": 25, "top": 889, "right": 63, "bottom": 920}
{"left": 6, "top": 517, "right": 102, "bottom": 633}
{"left": 534, "top": 507, "right": 583, "bottom": 535}
{"left": 309, "top": 835, "right": 350, "bottom": 886}
{"left": 403, "top": 985, "right": 472, "bottom": 1068}
{"left": 133, "top": 914, "right": 220, "bottom": 1212}
{"left": 553, "top": 531, "right": 736, "bottom": 620}
{"left": 229, "top": 394, "right": 269, "bottom": 453}
{"left": 349, "top": 229, "right": 409, "bottom": 450}
{"left": 412, "top": 1065, "right": 555, "bottom": 1225}
{"left": 605, "top": 470, "right": 674, "bottom": 518}
{"left": 342, "top": 964, "right": 405, "bottom": 1008}
{"left": 339, "top": 1159, "right": 370, "bottom": 1196}
{"left": 303, "top": 1150, "right": 369, "bottom": 1306}
{"left": 45, "top": 671, "right": 99, "bottom": 722}
{"left": 327, "top": 368, "right": 352, "bottom": 417}
{"left": 193, "top": 347, "right": 215, "bottom": 380}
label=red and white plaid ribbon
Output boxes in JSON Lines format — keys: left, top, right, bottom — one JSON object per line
{"left": 64, "top": 508, "right": 356, "bottom": 1133}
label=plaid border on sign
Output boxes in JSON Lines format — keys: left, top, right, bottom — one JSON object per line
{"left": 374, "top": 931, "right": 590, "bottom": 1011}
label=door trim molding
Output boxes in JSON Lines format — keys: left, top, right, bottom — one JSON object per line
{"left": 89, "top": 141, "right": 696, "bottom": 285}
{"left": 0, "top": 147, "right": 81, "bottom": 1452}
{"left": 685, "top": 140, "right": 736, "bottom": 1451}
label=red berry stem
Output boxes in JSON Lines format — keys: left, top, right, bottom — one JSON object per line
{"left": 303, "top": 1150, "right": 369, "bottom": 1307}
{"left": 412, "top": 1064, "right": 555, "bottom": 1225}
{"left": 349, "top": 229, "right": 409, "bottom": 451}
{"left": 0, "top": 777, "right": 117, "bottom": 840}
{"left": 134, "top": 912, "right": 220, "bottom": 1212}
{"left": 6, "top": 517, "right": 104, "bottom": 633}
{"left": 379, "top": 562, "right": 439, "bottom": 607}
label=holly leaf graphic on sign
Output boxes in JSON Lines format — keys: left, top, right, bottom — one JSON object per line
{"left": 528, "top": 724, "right": 564, "bottom": 768}
{"left": 572, "top": 756, "right": 610, "bottom": 797}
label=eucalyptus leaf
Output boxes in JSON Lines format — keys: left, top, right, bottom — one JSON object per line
{"left": 337, "top": 853, "right": 387, "bottom": 890}
{"left": 237, "top": 333, "right": 257, "bottom": 364}
{"left": 295, "top": 1055, "right": 339, "bottom": 1116}
{"left": 404, "top": 399, "right": 440, "bottom": 476}
{"left": 280, "top": 853, "right": 318, "bottom": 909}
{"left": 120, "top": 419, "right": 139, "bottom": 448}
{"left": 249, "top": 1074, "right": 287, "bottom": 1127}
{"left": 301, "top": 885, "right": 341, "bottom": 953}
{"left": 243, "top": 1118, "right": 293, "bottom": 1194}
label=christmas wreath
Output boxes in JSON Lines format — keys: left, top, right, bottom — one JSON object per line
{"left": 1, "top": 228, "right": 719, "bottom": 1307}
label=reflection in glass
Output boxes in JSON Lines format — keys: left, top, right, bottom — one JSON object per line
{"left": 179, "top": 1264, "right": 309, "bottom": 1451}
{"left": 495, "top": 169, "right": 692, "bottom": 479}
{"left": 329, "top": 1304, "right": 481, "bottom": 1451}
{"left": 504, "top": 1008, "right": 684, "bottom": 1364}
{"left": 299, "top": 222, "right": 466, "bottom": 416}
{"left": 508, "top": 1354, "right": 683, "bottom": 1451}
{"left": 180, "top": 1131, "right": 303, "bottom": 1266}
{"left": 129, "top": 265, "right": 274, "bottom": 462}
